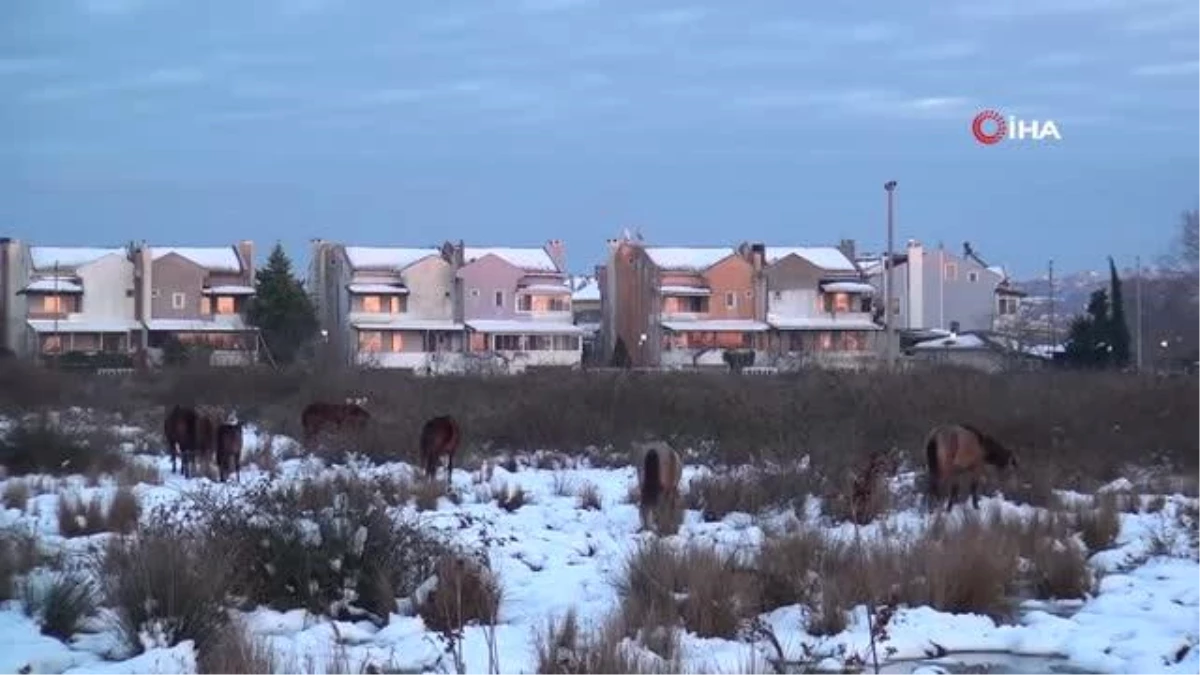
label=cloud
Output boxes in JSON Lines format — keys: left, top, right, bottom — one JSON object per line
{"left": 636, "top": 8, "right": 709, "bottom": 27}
{"left": 729, "top": 88, "right": 977, "bottom": 120}
{"left": 23, "top": 67, "right": 208, "bottom": 103}
{"left": 1131, "top": 60, "right": 1200, "bottom": 76}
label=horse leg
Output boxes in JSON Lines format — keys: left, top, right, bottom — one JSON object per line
{"left": 446, "top": 451, "right": 454, "bottom": 490}
{"left": 946, "top": 482, "right": 959, "bottom": 513}
{"left": 970, "top": 478, "right": 980, "bottom": 510}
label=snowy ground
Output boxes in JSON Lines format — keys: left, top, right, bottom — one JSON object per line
{"left": 0, "top": 420, "right": 1197, "bottom": 675}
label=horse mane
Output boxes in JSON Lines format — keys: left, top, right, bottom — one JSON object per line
{"left": 961, "top": 423, "right": 1011, "bottom": 466}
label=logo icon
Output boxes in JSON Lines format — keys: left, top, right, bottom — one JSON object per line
{"left": 970, "top": 109, "right": 1062, "bottom": 145}
{"left": 971, "top": 110, "right": 1007, "bottom": 145}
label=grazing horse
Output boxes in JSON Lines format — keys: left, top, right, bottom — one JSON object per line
{"left": 925, "top": 423, "right": 1019, "bottom": 512}
{"left": 301, "top": 398, "right": 371, "bottom": 443}
{"left": 163, "top": 404, "right": 195, "bottom": 475}
{"left": 419, "top": 415, "right": 461, "bottom": 487}
{"left": 635, "top": 441, "right": 683, "bottom": 534}
{"left": 215, "top": 421, "right": 243, "bottom": 483}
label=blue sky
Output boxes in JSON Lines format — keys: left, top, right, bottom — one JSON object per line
{"left": 2, "top": 0, "right": 1197, "bottom": 278}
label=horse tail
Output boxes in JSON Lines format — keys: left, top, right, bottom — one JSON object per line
{"left": 419, "top": 419, "right": 439, "bottom": 464}
{"left": 641, "top": 449, "right": 662, "bottom": 509}
{"left": 925, "top": 430, "right": 941, "bottom": 496}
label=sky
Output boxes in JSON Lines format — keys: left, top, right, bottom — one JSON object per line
{"left": 2, "top": 0, "right": 1197, "bottom": 279}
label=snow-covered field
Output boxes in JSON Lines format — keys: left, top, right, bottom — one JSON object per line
{"left": 0, "top": 417, "right": 1197, "bottom": 675}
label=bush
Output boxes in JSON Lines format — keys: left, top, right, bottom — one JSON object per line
{"left": 22, "top": 572, "right": 98, "bottom": 640}
{"left": 536, "top": 608, "right": 681, "bottom": 674}
{"left": 0, "top": 526, "right": 39, "bottom": 601}
{"left": 198, "top": 476, "right": 448, "bottom": 625}
{"left": 197, "top": 619, "right": 278, "bottom": 675}
{"left": 0, "top": 418, "right": 124, "bottom": 477}
{"left": 577, "top": 482, "right": 602, "bottom": 511}
{"left": 1077, "top": 496, "right": 1122, "bottom": 552}
{"left": 417, "top": 553, "right": 502, "bottom": 632}
{"left": 56, "top": 492, "right": 107, "bottom": 538}
{"left": 1027, "top": 538, "right": 1093, "bottom": 599}
{"left": 98, "top": 527, "right": 231, "bottom": 656}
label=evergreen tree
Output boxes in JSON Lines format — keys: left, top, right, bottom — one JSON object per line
{"left": 246, "top": 243, "right": 319, "bottom": 366}
{"left": 1063, "top": 289, "right": 1113, "bottom": 369}
{"left": 1107, "top": 256, "right": 1131, "bottom": 369}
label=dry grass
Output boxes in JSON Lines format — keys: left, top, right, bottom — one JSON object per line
{"left": 2, "top": 480, "right": 30, "bottom": 511}
{"left": 1077, "top": 495, "right": 1122, "bottom": 552}
{"left": 0, "top": 418, "right": 125, "bottom": 478}
{"left": 496, "top": 483, "right": 531, "bottom": 513}
{"left": 535, "top": 608, "right": 681, "bottom": 674}
{"left": 413, "top": 479, "right": 448, "bottom": 512}
{"left": 114, "top": 461, "right": 162, "bottom": 487}
{"left": 197, "top": 619, "right": 279, "bottom": 674}
{"left": 416, "top": 554, "right": 502, "bottom": 632}
{"left": 0, "top": 526, "right": 39, "bottom": 601}
{"left": 576, "top": 482, "right": 602, "bottom": 511}
{"left": 56, "top": 487, "right": 140, "bottom": 538}
{"left": 22, "top": 572, "right": 99, "bottom": 640}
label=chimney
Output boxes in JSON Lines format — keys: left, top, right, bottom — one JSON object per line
{"left": 237, "top": 240, "right": 255, "bottom": 283}
{"left": 838, "top": 238, "right": 856, "bottom": 263}
{"left": 454, "top": 240, "right": 465, "bottom": 267}
{"left": 545, "top": 239, "right": 567, "bottom": 273}
{"left": 749, "top": 242, "right": 766, "bottom": 271}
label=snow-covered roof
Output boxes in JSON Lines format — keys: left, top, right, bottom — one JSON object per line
{"left": 466, "top": 320, "right": 583, "bottom": 335}
{"left": 987, "top": 265, "right": 1007, "bottom": 279}
{"left": 911, "top": 333, "right": 988, "bottom": 350}
{"left": 145, "top": 316, "right": 252, "bottom": 332}
{"left": 347, "top": 283, "right": 409, "bottom": 295}
{"left": 22, "top": 277, "right": 83, "bottom": 294}
{"left": 661, "top": 319, "right": 770, "bottom": 332}
{"left": 766, "top": 247, "right": 857, "bottom": 272}
{"left": 344, "top": 247, "right": 439, "bottom": 271}
{"left": 521, "top": 284, "right": 572, "bottom": 295}
{"left": 571, "top": 277, "right": 600, "bottom": 302}
{"left": 29, "top": 247, "right": 124, "bottom": 271}
{"left": 27, "top": 319, "right": 140, "bottom": 333}
{"left": 644, "top": 247, "right": 734, "bottom": 271}
{"left": 575, "top": 321, "right": 601, "bottom": 334}
{"left": 203, "top": 285, "right": 256, "bottom": 295}
{"left": 350, "top": 318, "right": 463, "bottom": 331}
{"left": 660, "top": 285, "right": 713, "bottom": 296}
{"left": 767, "top": 316, "right": 881, "bottom": 331}
{"left": 463, "top": 247, "right": 559, "bottom": 272}
{"left": 153, "top": 247, "right": 243, "bottom": 273}
{"left": 821, "top": 281, "right": 876, "bottom": 294}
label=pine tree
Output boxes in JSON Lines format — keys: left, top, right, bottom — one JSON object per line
{"left": 246, "top": 243, "right": 319, "bottom": 366}
{"left": 1107, "top": 256, "right": 1131, "bottom": 369}
{"left": 1064, "top": 289, "right": 1113, "bottom": 369}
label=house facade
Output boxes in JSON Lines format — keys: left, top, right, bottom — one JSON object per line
{"left": 308, "top": 241, "right": 463, "bottom": 374}
{"left": 571, "top": 275, "right": 602, "bottom": 364}
{"left": 458, "top": 242, "right": 583, "bottom": 372}
{"left": 139, "top": 243, "right": 259, "bottom": 366}
{"left": 599, "top": 234, "right": 881, "bottom": 370}
{"left": 860, "top": 240, "right": 1025, "bottom": 335}
{"left": 763, "top": 244, "right": 882, "bottom": 370}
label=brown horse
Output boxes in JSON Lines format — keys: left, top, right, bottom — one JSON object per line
{"left": 301, "top": 398, "right": 371, "bottom": 443}
{"left": 215, "top": 421, "right": 243, "bottom": 483}
{"left": 635, "top": 441, "right": 683, "bottom": 534}
{"left": 925, "top": 423, "right": 1019, "bottom": 512}
{"left": 163, "top": 404, "right": 224, "bottom": 479}
{"left": 419, "top": 415, "right": 461, "bottom": 487}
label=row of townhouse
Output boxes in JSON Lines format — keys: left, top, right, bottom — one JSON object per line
{"left": 308, "top": 239, "right": 588, "bottom": 374}
{"left": 0, "top": 238, "right": 259, "bottom": 365}
{"left": 594, "top": 234, "right": 1027, "bottom": 370}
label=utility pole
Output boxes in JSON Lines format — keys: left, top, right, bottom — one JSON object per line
{"left": 1048, "top": 259, "right": 1055, "bottom": 349}
{"left": 1135, "top": 255, "right": 1144, "bottom": 372}
{"left": 883, "top": 180, "right": 898, "bottom": 369}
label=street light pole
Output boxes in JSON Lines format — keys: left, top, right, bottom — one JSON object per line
{"left": 883, "top": 180, "right": 898, "bottom": 369}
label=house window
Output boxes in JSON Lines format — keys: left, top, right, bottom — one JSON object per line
{"left": 553, "top": 335, "right": 580, "bottom": 351}
{"left": 470, "top": 288, "right": 480, "bottom": 298}
{"left": 42, "top": 296, "right": 64, "bottom": 313}
{"left": 816, "top": 332, "right": 834, "bottom": 351}
{"left": 725, "top": 291, "right": 736, "bottom": 309}
{"left": 151, "top": 289, "right": 160, "bottom": 299}
{"left": 773, "top": 291, "right": 782, "bottom": 300}
{"left": 549, "top": 296, "right": 569, "bottom": 312}
{"left": 215, "top": 296, "right": 236, "bottom": 314}
{"left": 860, "top": 296, "right": 872, "bottom": 312}
{"left": 944, "top": 263, "right": 958, "bottom": 281}
{"left": 744, "top": 290, "right": 752, "bottom": 298}
{"left": 518, "top": 295, "right": 533, "bottom": 312}
{"left": 40, "top": 335, "right": 63, "bottom": 354}
{"left": 389, "top": 332, "right": 404, "bottom": 351}
{"left": 528, "top": 335, "right": 552, "bottom": 350}
{"left": 842, "top": 332, "right": 865, "bottom": 351}
{"left": 493, "top": 334, "right": 520, "bottom": 350}
{"left": 494, "top": 291, "right": 504, "bottom": 308}
{"left": 890, "top": 297, "right": 900, "bottom": 315}
{"left": 172, "top": 292, "right": 186, "bottom": 310}
{"left": 358, "top": 330, "right": 383, "bottom": 352}
{"left": 968, "top": 271, "right": 979, "bottom": 283}
{"left": 361, "top": 295, "right": 382, "bottom": 313}
{"left": 823, "top": 293, "right": 850, "bottom": 313}
{"left": 998, "top": 296, "right": 1019, "bottom": 316}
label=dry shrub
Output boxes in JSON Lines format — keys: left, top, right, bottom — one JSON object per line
{"left": 198, "top": 476, "right": 449, "bottom": 625}
{"left": 115, "top": 461, "right": 162, "bottom": 487}
{"left": 552, "top": 473, "right": 575, "bottom": 497}
{"left": 414, "top": 479, "right": 447, "bottom": 512}
{"left": 536, "top": 608, "right": 680, "bottom": 674}
{"left": 1026, "top": 535, "right": 1094, "bottom": 599}
{"left": 615, "top": 539, "right": 757, "bottom": 640}
{"left": 1003, "top": 461, "right": 1061, "bottom": 509}
{"left": 417, "top": 554, "right": 502, "bottom": 632}
{"left": 99, "top": 527, "right": 231, "bottom": 656}
{"left": 197, "top": 619, "right": 278, "bottom": 675}
{"left": 107, "top": 486, "right": 141, "bottom": 535}
{"left": 22, "top": 572, "right": 99, "bottom": 640}
{"left": 687, "top": 467, "right": 816, "bottom": 523}
{"left": 496, "top": 483, "right": 531, "bottom": 513}
{"left": 56, "top": 491, "right": 108, "bottom": 538}
{"left": 911, "top": 517, "right": 1020, "bottom": 618}
{"left": 577, "top": 482, "right": 602, "bottom": 511}
{"left": 2, "top": 480, "right": 30, "bottom": 511}
{"left": 1077, "top": 495, "right": 1122, "bottom": 552}
{"left": 755, "top": 526, "right": 825, "bottom": 611}
{"left": 0, "top": 526, "right": 39, "bottom": 601}
{"left": 0, "top": 418, "right": 125, "bottom": 477}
